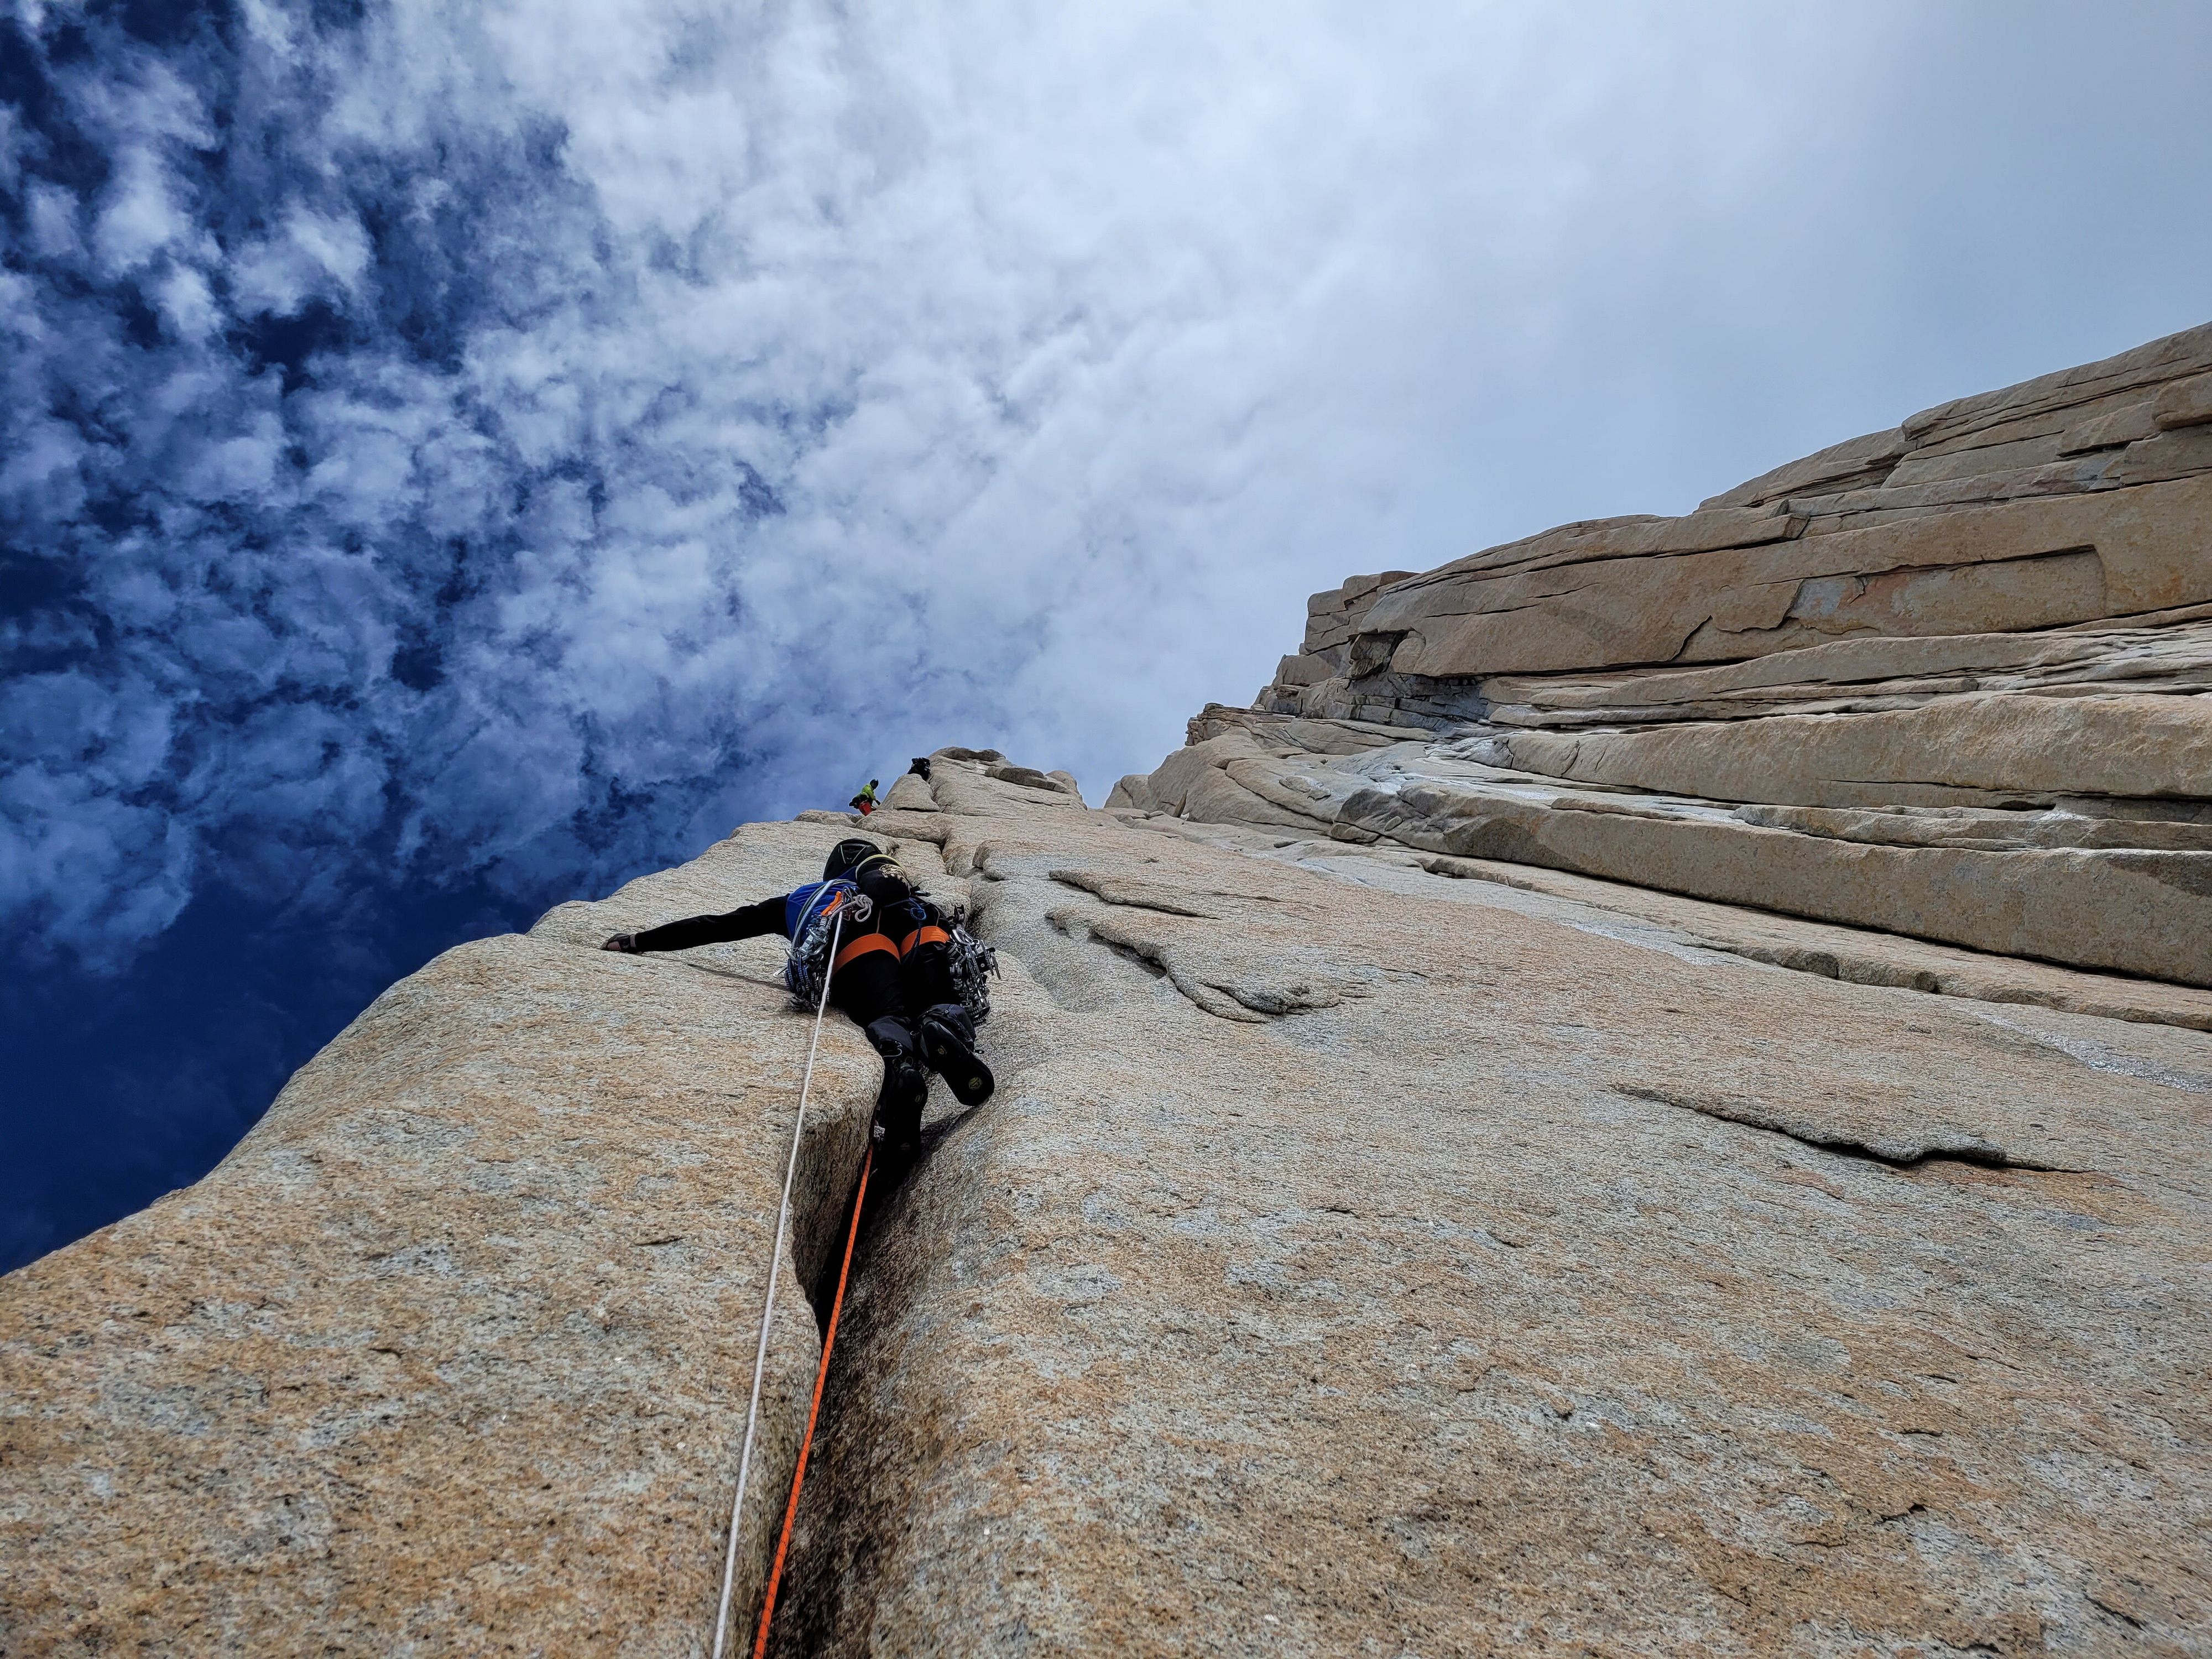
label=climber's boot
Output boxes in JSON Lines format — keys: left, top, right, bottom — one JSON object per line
{"left": 865, "top": 1016, "right": 927, "bottom": 1107}
{"left": 868, "top": 1070, "right": 926, "bottom": 1192}
{"left": 870, "top": 1113, "right": 923, "bottom": 1194}
{"left": 918, "top": 1003, "right": 994, "bottom": 1107}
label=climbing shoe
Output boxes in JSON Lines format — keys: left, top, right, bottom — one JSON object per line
{"left": 864, "top": 1014, "right": 920, "bottom": 1065}
{"left": 870, "top": 1119, "right": 923, "bottom": 1197}
{"left": 869, "top": 1053, "right": 927, "bottom": 1196}
{"left": 919, "top": 1004, "right": 994, "bottom": 1107}
{"left": 863, "top": 1015, "right": 930, "bottom": 1128}
{"left": 878, "top": 1053, "right": 929, "bottom": 1126}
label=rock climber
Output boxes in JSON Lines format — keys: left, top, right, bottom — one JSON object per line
{"left": 599, "top": 838, "right": 992, "bottom": 1181}
{"left": 849, "top": 779, "right": 880, "bottom": 815}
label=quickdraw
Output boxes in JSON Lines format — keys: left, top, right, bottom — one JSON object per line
{"left": 941, "top": 910, "right": 1000, "bottom": 1024}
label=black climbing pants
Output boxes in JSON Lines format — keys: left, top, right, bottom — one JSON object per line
{"left": 827, "top": 934, "right": 904, "bottom": 1031}
{"left": 827, "top": 928, "right": 967, "bottom": 1156}
{"left": 824, "top": 934, "right": 957, "bottom": 1032}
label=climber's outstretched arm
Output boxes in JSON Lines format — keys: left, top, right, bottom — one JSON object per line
{"left": 603, "top": 895, "right": 786, "bottom": 953}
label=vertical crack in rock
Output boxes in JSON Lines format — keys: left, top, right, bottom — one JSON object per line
{"left": 18, "top": 320, "right": 2212, "bottom": 1658}
{"left": 0, "top": 822, "right": 886, "bottom": 1656}
{"left": 770, "top": 743, "right": 2204, "bottom": 1655}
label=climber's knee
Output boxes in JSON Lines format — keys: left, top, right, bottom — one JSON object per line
{"left": 920, "top": 1001, "right": 974, "bottom": 1046}
{"left": 864, "top": 1015, "right": 919, "bottom": 1065}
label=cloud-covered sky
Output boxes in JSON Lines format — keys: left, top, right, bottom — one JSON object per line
{"left": 4, "top": 0, "right": 2210, "bottom": 1266}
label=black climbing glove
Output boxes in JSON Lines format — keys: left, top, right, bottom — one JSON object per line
{"left": 602, "top": 932, "right": 639, "bottom": 953}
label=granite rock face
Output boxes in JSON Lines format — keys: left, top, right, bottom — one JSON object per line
{"left": 782, "top": 767, "right": 2212, "bottom": 1657}
{"left": 7, "top": 751, "right": 2211, "bottom": 1655}
{"left": 1124, "top": 323, "right": 2212, "bottom": 987}
{"left": 9, "top": 329, "right": 2212, "bottom": 1658}
{"left": 0, "top": 822, "right": 888, "bottom": 1655}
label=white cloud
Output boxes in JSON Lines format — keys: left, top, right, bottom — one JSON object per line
{"left": 229, "top": 207, "right": 373, "bottom": 317}
{"left": 5, "top": 0, "right": 2211, "bottom": 967}
{"left": 91, "top": 145, "right": 191, "bottom": 274}
{"left": 153, "top": 263, "right": 219, "bottom": 338}
{"left": 25, "top": 181, "right": 81, "bottom": 258}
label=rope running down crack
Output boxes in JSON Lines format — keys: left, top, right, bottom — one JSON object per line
{"left": 711, "top": 905, "right": 849, "bottom": 1659}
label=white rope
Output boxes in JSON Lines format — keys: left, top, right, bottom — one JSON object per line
{"left": 712, "top": 906, "right": 847, "bottom": 1659}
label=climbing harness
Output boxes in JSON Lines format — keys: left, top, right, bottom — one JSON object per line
{"left": 750, "top": 1143, "right": 873, "bottom": 1657}
{"left": 804, "top": 860, "right": 997, "bottom": 1026}
{"left": 896, "top": 923, "right": 951, "bottom": 956}
{"left": 711, "top": 907, "right": 849, "bottom": 1659}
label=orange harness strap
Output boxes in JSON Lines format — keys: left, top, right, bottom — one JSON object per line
{"left": 831, "top": 933, "right": 898, "bottom": 972}
{"left": 897, "top": 925, "right": 951, "bottom": 958}
{"left": 752, "top": 1146, "right": 872, "bottom": 1659}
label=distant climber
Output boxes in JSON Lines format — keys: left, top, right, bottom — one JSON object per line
{"left": 601, "top": 838, "right": 992, "bottom": 1182}
{"left": 849, "top": 779, "right": 880, "bottom": 815}
{"left": 907, "top": 757, "right": 932, "bottom": 781}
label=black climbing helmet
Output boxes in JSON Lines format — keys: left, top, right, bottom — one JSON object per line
{"left": 823, "top": 838, "right": 883, "bottom": 881}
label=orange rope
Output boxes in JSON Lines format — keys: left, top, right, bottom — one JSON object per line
{"left": 751, "top": 1144, "right": 873, "bottom": 1658}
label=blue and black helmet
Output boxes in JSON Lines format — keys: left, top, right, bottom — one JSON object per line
{"left": 823, "top": 838, "right": 883, "bottom": 881}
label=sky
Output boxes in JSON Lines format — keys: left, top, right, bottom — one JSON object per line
{"left": 4, "top": 0, "right": 2211, "bottom": 1271}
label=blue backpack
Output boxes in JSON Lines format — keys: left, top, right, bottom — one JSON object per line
{"left": 782, "top": 880, "right": 860, "bottom": 1009}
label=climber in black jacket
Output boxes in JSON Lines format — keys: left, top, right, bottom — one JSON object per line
{"left": 601, "top": 838, "right": 992, "bottom": 1175}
